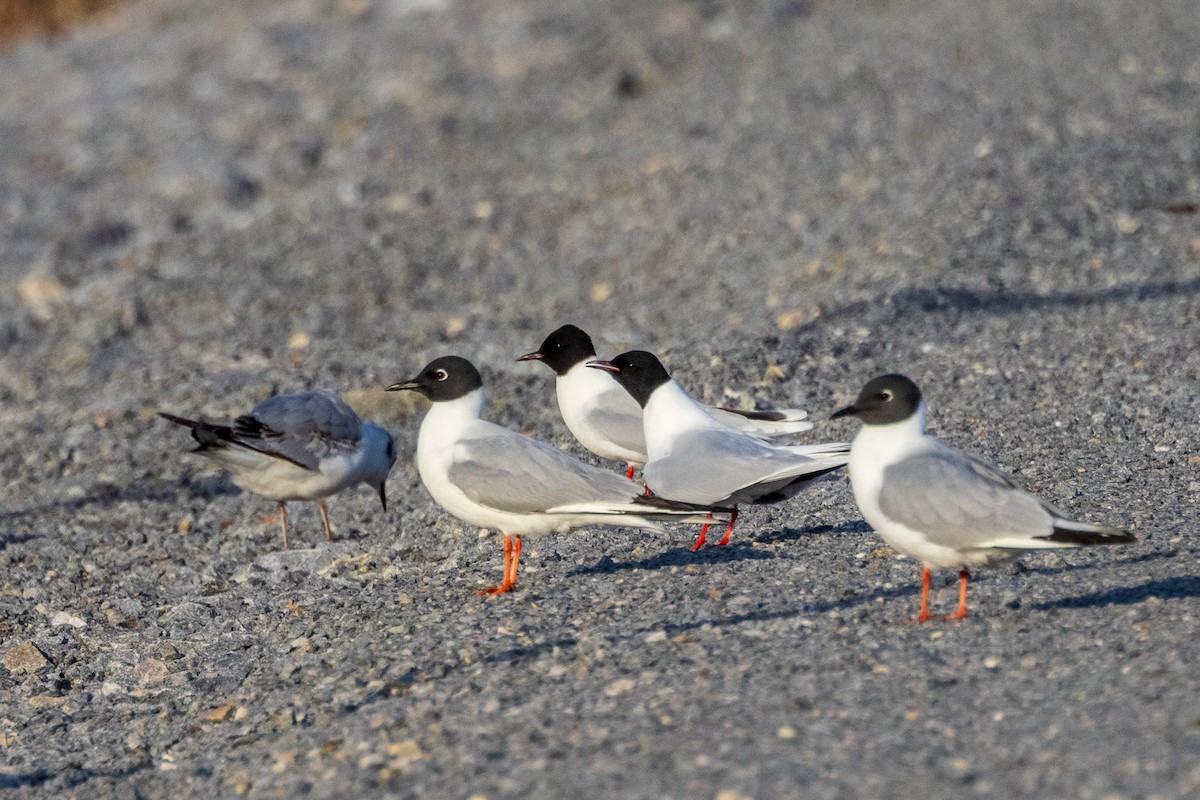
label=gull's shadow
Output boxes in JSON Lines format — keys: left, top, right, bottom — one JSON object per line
{"left": 571, "top": 521, "right": 872, "bottom": 577}
{"left": 787, "top": 276, "right": 1200, "bottom": 337}
{"left": 753, "top": 520, "right": 872, "bottom": 545}
{"left": 1020, "top": 548, "right": 1180, "bottom": 576}
{"left": 0, "top": 476, "right": 239, "bottom": 524}
{"left": 1033, "top": 575, "right": 1200, "bottom": 610}
{"left": 570, "top": 540, "right": 773, "bottom": 576}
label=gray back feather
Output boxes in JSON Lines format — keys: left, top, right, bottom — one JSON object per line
{"left": 235, "top": 390, "right": 363, "bottom": 470}
{"left": 582, "top": 399, "right": 647, "bottom": 454}
{"left": 448, "top": 432, "right": 639, "bottom": 514}
{"left": 878, "top": 445, "right": 1054, "bottom": 548}
{"left": 646, "top": 430, "right": 834, "bottom": 505}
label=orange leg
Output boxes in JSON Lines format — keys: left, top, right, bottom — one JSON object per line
{"left": 690, "top": 514, "right": 713, "bottom": 552}
{"left": 479, "top": 534, "right": 521, "bottom": 595}
{"left": 714, "top": 507, "right": 739, "bottom": 546}
{"left": 625, "top": 464, "right": 636, "bottom": 480}
{"left": 278, "top": 502, "right": 290, "bottom": 551}
{"left": 904, "top": 566, "right": 933, "bottom": 624}
{"left": 318, "top": 501, "right": 334, "bottom": 542}
{"left": 942, "top": 569, "right": 970, "bottom": 621}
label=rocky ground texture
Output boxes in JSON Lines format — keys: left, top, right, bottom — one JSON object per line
{"left": 1, "top": 0, "right": 1199, "bottom": 797}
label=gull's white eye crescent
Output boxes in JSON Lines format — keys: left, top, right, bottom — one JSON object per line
{"left": 880, "top": 390, "right": 893, "bottom": 401}
{"left": 434, "top": 369, "right": 448, "bottom": 381}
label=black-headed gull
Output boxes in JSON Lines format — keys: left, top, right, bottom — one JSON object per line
{"left": 518, "top": 324, "right": 812, "bottom": 478}
{"left": 589, "top": 350, "right": 849, "bottom": 550}
{"left": 160, "top": 389, "right": 397, "bottom": 549}
{"left": 386, "top": 355, "right": 728, "bottom": 594}
{"left": 832, "top": 374, "right": 1135, "bottom": 622}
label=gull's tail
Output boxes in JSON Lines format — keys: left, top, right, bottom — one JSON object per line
{"left": 545, "top": 495, "right": 733, "bottom": 526}
{"left": 1041, "top": 517, "right": 1136, "bottom": 546}
{"left": 707, "top": 406, "right": 813, "bottom": 437}
{"left": 157, "top": 412, "right": 236, "bottom": 452}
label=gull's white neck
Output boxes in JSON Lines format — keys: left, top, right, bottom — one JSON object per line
{"left": 641, "top": 380, "right": 720, "bottom": 456}
{"left": 558, "top": 359, "right": 612, "bottom": 399}
{"left": 849, "top": 401, "right": 929, "bottom": 467}
{"left": 420, "top": 388, "right": 485, "bottom": 443}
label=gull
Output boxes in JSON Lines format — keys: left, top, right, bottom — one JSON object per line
{"left": 386, "top": 355, "right": 727, "bottom": 594}
{"left": 832, "top": 373, "right": 1136, "bottom": 622}
{"left": 160, "top": 389, "right": 397, "bottom": 549}
{"left": 589, "top": 350, "right": 850, "bottom": 550}
{"left": 518, "top": 324, "right": 812, "bottom": 478}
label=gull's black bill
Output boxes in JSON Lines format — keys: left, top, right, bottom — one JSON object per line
{"left": 587, "top": 360, "right": 620, "bottom": 373}
{"left": 515, "top": 350, "right": 544, "bottom": 362}
{"left": 385, "top": 380, "right": 422, "bottom": 392}
{"left": 830, "top": 405, "right": 859, "bottom": 420}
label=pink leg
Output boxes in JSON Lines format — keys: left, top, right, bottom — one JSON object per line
{"left": 714, "top": 507, "right": 739, "bottom": 546}
{"left": 318, "top": 501, "right": 335, "bottom": 542}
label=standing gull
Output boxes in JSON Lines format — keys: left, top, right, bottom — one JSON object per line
{"left": 160, "top": 390, "right": 397, "bottom": 549}
{"left": 832, "top": 374, "right": 1135, "bottom": 622}
{"left": 518, "top": 324, "right": 812, "bottom": 478}
{"left": 589, "top": 350, "right": 850, "bottom": 550}
{"left": 386, "top": 356, "right": 728, "bottom": 594}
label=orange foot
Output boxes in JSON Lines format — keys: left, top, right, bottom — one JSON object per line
{"left": 477, "top": 534, "right": 521, "bottom": 595}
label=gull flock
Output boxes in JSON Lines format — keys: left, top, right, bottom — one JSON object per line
{"left": 161, "top": 324, "right": 1134, "bottom": 622}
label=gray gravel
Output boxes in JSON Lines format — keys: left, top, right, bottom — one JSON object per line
{"left": 2, "top": 0, "right": 1199, "bottom": 797}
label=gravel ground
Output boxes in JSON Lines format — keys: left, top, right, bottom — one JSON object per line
{"left": 1, "top": 0, "right": 1199, "bottom": 797}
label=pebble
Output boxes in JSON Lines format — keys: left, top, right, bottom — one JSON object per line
{"left": 2, "top": 641, "right": 50, "bottom": 674}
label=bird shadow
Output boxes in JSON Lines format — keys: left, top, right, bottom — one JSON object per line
{"left": 1033, "top": 575, "right": 1200, "bottom": 610}
{"left": 753, "top": 520, "right": 873, "bottom": 545}
{"left": 1019, "top": 548, "right": 1180, "bottom": 576}
{"left": 569, "top": 539, "right": 774, "bottom": 576}
{"left": 0, "top": 476, "right": 239, "bottom": 524}
{"left": 787, "top": 275, "right": 1200, "bottom": 337}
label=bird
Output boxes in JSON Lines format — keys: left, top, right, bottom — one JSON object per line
{"left": 159, "top": 390, "right": 397, "bottom": 550}
{"left": 517, "top": 324, "right": 812, "bottom": 479}
{"left": 386, "top": 355, "right": 729, "bottom": 594}
{"left": 831, "top": 374, "right": 1136, "bottom": 622}
{"left": 589, "top": 350, "right": 850, "bottom": 550}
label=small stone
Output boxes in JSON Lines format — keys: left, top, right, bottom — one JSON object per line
{"left": 134, "top": 658, "right": 169, "bottom": 685}
{"left": 589, "top": 282, "right": 614, "bottom": 303}
{"left": 1115, "top": 213, "right": 1141, "bottom": 234}
{"left": 604, "top": 678, "right": 636, "bottom": 697}
{"left": 28, "top": 695, "right": 68, "bottom": 709}
{"left": 776, "top": 309, "right": 808, "bottom": 330}
{"left": 385, "top": 739, "right": 423, "bottom": 768}
{"left": 17, "top": 273, "right": 68, "bottom": 319}
{"left": 472, "top": 200, "right": 494, "bottom": 219}
{"left": 715, "top": 791, "right": 753, "bottom": 800}
{"left": 50, "top": 611, "right": 86, "bottom": 628}
{"left": 205, "top": 704, "right": 234, "bottom": 723}
{"left": 777, "top": 725, "right": 797, "bottom": 739}
{"left": 443, "top": 317, "right": 467, "bottom": 339}
{"left": 3, "top": 642, "right": 50, "bottom": 674}
{"left": 287, "top": 331, "right": 311, "bottom": 351}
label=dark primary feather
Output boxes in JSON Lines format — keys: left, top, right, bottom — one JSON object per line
{"left": 160, "top": 391, "right": 364, "bottom": 472}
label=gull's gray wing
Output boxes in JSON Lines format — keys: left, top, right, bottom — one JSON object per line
{"left": 579, "top": 389, "right": 647, "bottom": 454}
{"left": 447, "top": 431, "right": 638, "bottom": 514}
{"left": 877, "top": 445, "right": 1055, "bottom": 549}
{"left": 231, "top": 390, "right": 363, "bottom": 471}
{"left": 646, "top": 430, "right": 846, "bottom": 505}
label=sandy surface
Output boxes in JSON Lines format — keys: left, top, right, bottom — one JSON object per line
{"left": 1, "top": 0, "right": 1198, "bottom": 797}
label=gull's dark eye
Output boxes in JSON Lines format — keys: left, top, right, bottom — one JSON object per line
{"left": 434, "top": 369, "right": 448, "bottom": 381}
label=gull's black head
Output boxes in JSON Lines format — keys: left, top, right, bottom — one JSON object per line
{"left": 588, "top": 350, "right": 672, "bottom": 408}
{"left": 831, "top": 374, "right": 922, "bottom": 425}
{"left": 386, "top": 356, "right": 483, "bottom": 403}
{"left": 517, "top": 324, "right": 597, "bottom": 376}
